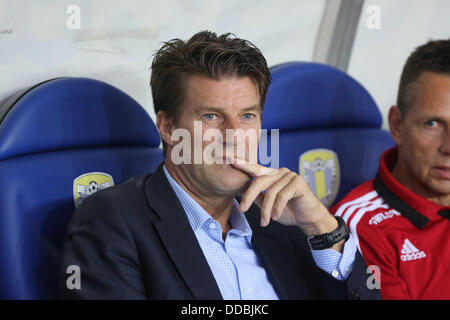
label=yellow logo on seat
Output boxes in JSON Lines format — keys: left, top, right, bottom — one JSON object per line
{"left": 73, "top": 172, "right": 114, "bottom": 207}
{"left": 299, "top": 149, "right": 340, "bottom": 208}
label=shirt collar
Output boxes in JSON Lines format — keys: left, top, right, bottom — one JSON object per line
{"left": 375, "top": 148, "right": 450, "bottom": 228}
{"left": 163, "top": 165, "right": 252, "bottom": 239}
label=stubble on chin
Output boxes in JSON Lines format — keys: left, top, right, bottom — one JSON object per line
{"left": 210, "top": 166, "right": 251, "bottom": 195}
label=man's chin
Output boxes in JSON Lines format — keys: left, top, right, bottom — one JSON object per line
{"left": 428, "top": 180, "right": 450, "bottom": 197}
{"left": 210, "top": 164, "right": 251, "bottom": 194}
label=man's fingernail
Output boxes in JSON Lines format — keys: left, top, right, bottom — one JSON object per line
{"left": 239, "top": 203, "right": 246, "bottom": 212}
{"left": 260, "top": 217, "right": 266, "bottom": 227}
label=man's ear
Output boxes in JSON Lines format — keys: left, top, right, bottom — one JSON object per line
{"left": 388, "top": 106, "right": 403, "bottom": 146}
{"left": 157, "top": 111, "right": 175, "bottom": 147}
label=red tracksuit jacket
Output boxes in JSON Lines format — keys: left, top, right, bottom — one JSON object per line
{"left": 331, "top": 148, "right": 450, "bottom": 300}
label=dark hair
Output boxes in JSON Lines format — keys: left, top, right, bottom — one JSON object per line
{"left": 397, "top": 38, "right": 450, "bottom": 116}
{"left": 150, "top": 30, "right": 271, "bottom": 154}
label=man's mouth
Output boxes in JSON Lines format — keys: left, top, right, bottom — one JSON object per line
{"left": 432, "top": 166, "right": 450, "bottom": 179}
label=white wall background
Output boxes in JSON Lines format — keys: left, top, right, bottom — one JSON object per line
{"left": 1, "top": 0, "right": 449, "bottom": 128}
{"left": 349, "top": 0, "right": 450, "bottom": 129}
{"left": 0, "top": 0, "right": 326, "bottom": 123}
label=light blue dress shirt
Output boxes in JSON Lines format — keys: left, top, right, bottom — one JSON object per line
{"left": 163, "top": 166, "right": 356, "bottom": 300}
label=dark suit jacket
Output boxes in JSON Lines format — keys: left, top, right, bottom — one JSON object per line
{"left": 59, "top": 164, "right": 380, "bottom": 300}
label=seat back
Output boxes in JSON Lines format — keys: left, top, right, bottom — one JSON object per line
{"left": 261, "top": 62, "right": 394, "bottom": 207}
{"left": 0, "top": 77, "right": 164, "bottom": 299}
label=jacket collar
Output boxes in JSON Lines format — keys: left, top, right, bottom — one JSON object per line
{"left": 144, "top": 163, "right": 223, "bottom": 300}
{"left": 374, "top": 148, "right": 450, "bottom": 229}
{"left": 142, "top": 163, "right": 299, "bottom": 299}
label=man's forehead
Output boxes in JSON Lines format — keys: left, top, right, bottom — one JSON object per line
{"left": 183, "top": 75, "right": 261, "bottom": 111}
{"left": 186, "top": 74, "right": 258, "bottom": 93}
{"left": 409, "top": 72, "right": 450, "bottom": 115}
{"left": 417, "top": 71, "right": 450, "bottom": 90}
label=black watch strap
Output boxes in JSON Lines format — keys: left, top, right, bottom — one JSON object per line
{"left": 307, "top": 216, "right": 350, "bottom": 250}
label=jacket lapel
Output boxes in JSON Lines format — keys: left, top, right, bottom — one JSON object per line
{"left": 246, "top": 206, "right": 310, "bottom": 300}
{"left": 144, "top": 164, "right": 222, "bottom": 300}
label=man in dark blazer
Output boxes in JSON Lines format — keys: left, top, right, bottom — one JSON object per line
{"left": 59, "top": 31, "right": 380, "bottom": 300}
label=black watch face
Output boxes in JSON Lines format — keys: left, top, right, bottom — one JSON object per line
{"left": 308, "top": 216, "right": 350, "bottom": 250}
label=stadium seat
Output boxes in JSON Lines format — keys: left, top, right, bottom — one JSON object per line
{"left": 0, "top": 78, "right": 164, "bottom": 299}
{"left": 261, "top": 62, "right": 394, "bottom": 208}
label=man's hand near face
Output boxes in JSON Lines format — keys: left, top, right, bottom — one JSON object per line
{"left": 232, "top": 160, "right": 345, "bottom": 253}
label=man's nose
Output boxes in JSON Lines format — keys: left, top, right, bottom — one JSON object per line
{"left": 221, "top": 119, "right": 245, "bottom": 146}
{"left": 439, "top": 129, "right": 450, "bottom": 155}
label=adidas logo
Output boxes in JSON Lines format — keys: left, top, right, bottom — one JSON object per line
{"left": 400, "top": 238, "right": 426, "bottom": 261}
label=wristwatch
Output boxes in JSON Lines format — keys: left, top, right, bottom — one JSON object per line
{"left": 307, "top": 216, "right": 350, "bottom": 250}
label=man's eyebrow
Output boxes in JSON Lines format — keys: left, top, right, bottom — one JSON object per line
{"left": 195, "top": 105, "right": 261, "bottom": 114}
{"left": 194, "top": 106, "right": 224, "bottom": 114}
{"left": 419, "top": 114, "right": 446, "bottom": 121}
{"left": 241, "top": 105, "right": 262, "bottom": 112}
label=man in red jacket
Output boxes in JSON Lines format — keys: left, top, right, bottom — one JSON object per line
{"left": 331, "top": 38, "right": 450, "bottom": 300}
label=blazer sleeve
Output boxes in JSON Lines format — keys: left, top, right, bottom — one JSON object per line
{"left": 287, "top": 225, "right": 381, "bottom": 300}
{"left": 344, "top": 249, "right": 382, "bottom": 300}
{"left": 58, "top": 190, "right": 147, "bottom": 299}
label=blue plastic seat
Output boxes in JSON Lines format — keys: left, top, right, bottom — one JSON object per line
{"left": 261, "top": 62, "right": 394, "bottom": 208}
{"left": 0, "top": 77, "right": 164, "bottom": 299}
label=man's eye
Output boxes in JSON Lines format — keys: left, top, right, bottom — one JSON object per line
{"left": 424, "top": 120, "right": 438, "bottom": 128}
{"left": 203, "top": 114, "right": 218, "bottom": 121}
{"left": 242, "top": 113, "right": 256, "bottom": 120}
